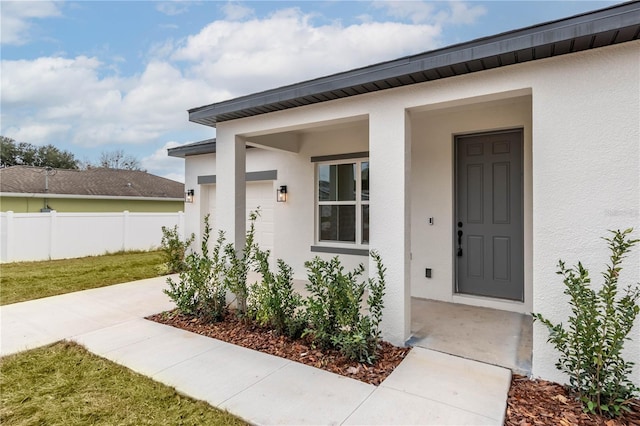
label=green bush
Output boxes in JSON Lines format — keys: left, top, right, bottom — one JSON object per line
{"left": 250, "top": 248, "right": 306, "bottom": 338}
{"left": 163, "top": 210, "right": 390, "bottom": 365}
{"left": 164, "top": 215, "right": 227, "bottom": 321}
{"left": 366, "top": 251, "right": 386, "bottom": 344}
{"left": 224, "top": 210, "right": 259, "bottom": 317}
{"left": 533, "top": 228, "right": 640, "bottom": 417}
{"left": 160, "top": 225, "right": 195, "bottom": 274}
{"left": 303, "top": 251, "right": 386, "bottom": 363}
{"left": 303, "top": 256, "right": 362, "bottom": 349}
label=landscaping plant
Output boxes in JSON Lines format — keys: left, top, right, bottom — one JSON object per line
{"left": 250, "top": 247, "right": 306, "bottom": 338}
{"left": 163, "top": 209, "right": 389, "bottom": 365}
{"left": 533, "top": 228, "right": 640, "bottom": 417}
{"left": 164, "top": 215, "right": 227, "bottom": 321}
{"left": 224, "top": 209, "right": 259, "bottom": 317}
{"left": 160, "top": 224, "right": 195, "bottom": 274}
{"left": 303, "top": 251, "right": 386, "bottom": 363}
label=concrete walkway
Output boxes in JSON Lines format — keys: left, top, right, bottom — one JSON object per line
{"left": 1, "top": 277, "right": 511, "bottom": 425}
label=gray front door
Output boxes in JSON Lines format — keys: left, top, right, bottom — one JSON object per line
{"left": 455, "top": 130, "right": 524, "bottom": 301}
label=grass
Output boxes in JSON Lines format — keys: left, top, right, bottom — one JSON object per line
{"left": 0, "top": 250, "right": 165, "bottom": 306}
{"left": 0, "top": 341, "right": 246, "bottom": 426}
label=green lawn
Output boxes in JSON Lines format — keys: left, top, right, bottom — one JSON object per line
{"left": 0, "top": 341, "right": 246, "bottom": 426}
{"left": 0, "top": 251, "right": 165, "bottom": 305}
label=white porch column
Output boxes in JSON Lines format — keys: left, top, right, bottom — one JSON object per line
{"left": 369, "top": 104, "right": 411, "bottom": 347}
{"left": 215, "top": 127, "right": 246, "bottom": 249}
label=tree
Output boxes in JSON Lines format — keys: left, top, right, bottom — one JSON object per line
{"left": 97, "top": 149, "right": 143, "bottom": 171}
{"left": 0, "top": 136, "right": 19, "bottom": 167}
{"left": 0, "top": 136, "right": 79, "bottom": 169}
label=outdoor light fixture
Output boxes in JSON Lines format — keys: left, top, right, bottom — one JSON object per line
{"left": 277, "top": 185, "right": 287, "bottom": 202}
{"left": 185, "top": 189, "right": 195, "bottom": 203}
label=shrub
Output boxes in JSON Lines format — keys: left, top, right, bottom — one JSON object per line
{"left": 223, "top": 209, "right": 259, "bottom": 317}
{"left": 533, "top": 228, "right": 640, "bottom": 417}
{"left": 160, "top": 225, "right": 194, "bottom": 274}
{"left": 164, "top": 215, "right": 227, "bottom": 321}
{"left": 303, "top": 256, "right": 362, "bottom": 349}
{"left": 365, "top": 251, "right": 386, "bottom": 344}
{"left": 303, "top": 251, "right": 387, "bottom": 363}
{"left": 250, "top": 248, "right": 306, "bottom": 338}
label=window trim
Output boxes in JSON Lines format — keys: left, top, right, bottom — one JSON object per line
{"left": 314, "top": 156, "right": 369, "bottom": 250}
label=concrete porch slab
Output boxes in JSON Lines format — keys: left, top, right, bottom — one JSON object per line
{"left": 343, "top": 385, "right": 496, "bottom": 425}
{"left": 377, "top": 347, "right": 511, "bottom": 423}
{"left": 410, "top": 298, "right": 532, "bottom": 375}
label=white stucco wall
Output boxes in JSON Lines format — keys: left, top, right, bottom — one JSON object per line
{"left": 528, "top": 44, "right": 640, "bottom": 385}
{"left": 183, "top": 41, "right": 640, "bottom": 385}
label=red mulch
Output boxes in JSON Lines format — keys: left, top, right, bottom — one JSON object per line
{"left": 148, "top": 310, "right": 640, "bottom": 424}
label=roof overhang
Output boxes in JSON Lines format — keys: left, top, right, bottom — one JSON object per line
{"left": 167, "top": 138, "right": 217, "bottom": 158}
{"left": 189, "top": 1, "right": 640, "bottom": 128}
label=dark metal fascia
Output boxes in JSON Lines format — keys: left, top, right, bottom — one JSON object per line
{"left": 167, "top": 140, "right": 217, "bottom": 158}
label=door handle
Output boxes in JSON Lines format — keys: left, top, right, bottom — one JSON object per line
{"left": 457, "top": 229, "right": 463, "bottom": 257}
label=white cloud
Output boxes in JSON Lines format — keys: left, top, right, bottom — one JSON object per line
{"left": 1, "top": 56, "right": 225, "bottom": 147}
{"left": 4, "top": 123, "right": 71, "bottom": 145}
{"left": 148, "top": 39, "right": 177, "bottom": 60}
{"left": 222, "top": 2, "right": 255, "bottom": 21}
{"left": 1, "top": 2, "right": 484, "bottom": 168}
{"left": 444, "top": 2, "right": 487, "bottom": 25}
{"left": 172, "top": 7, "right": 442, "bottom": 96}
{"left": 141, "top": 141, "right": 185, "bottom": 182}
{"left": 1, "top": 56, "right": 109, "bottom": 108}
{"left": 0, "top": 0, "right": 62, "bottom": 45}
{"left": 374, "top": 1, "right": 436, "bottom": 24}
{"left": 356, "top": 14, "right": 374, "bottom": 23}
{"left": 156, "top": 1, "right": 192, "bottom": 16}
{"left": 374, "top": 1, "right": 486, "bottom": 26}
{"left": 162, "top": 172, "right": 186, "bottom": 183}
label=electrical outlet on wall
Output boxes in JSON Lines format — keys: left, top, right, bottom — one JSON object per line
{"left": 425, "top": 268, "right": 432, "bottom": 278}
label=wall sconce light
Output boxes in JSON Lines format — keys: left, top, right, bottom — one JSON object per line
{"left": 185, "top": 189, "right": 195, "bottom": 203}
{"left": 277, "top": 185, "right": 287, "bottom": 202}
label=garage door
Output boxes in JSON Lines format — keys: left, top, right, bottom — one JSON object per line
{"left": 203, "top": 181, "right": 274, "bottom": 254}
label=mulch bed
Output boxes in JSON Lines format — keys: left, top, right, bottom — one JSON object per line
{"left": 506, "top": 375, "right": 640, "bottom": 426}
{"left": 148, "top": 310, "right": 640, "bottom": 424}
{"left": 147, "top": 309, "right": 409, "bottom": 386}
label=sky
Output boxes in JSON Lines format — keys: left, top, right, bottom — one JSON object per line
{"left": 1, "top": 0, "right": 621, "bottom": 182}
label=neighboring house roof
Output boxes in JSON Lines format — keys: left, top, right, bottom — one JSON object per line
{"left": 0, "top": 166, "right": 184, "bottom": 199}
{"left": 189, "top": 1, "right": 640, "bottom": 127}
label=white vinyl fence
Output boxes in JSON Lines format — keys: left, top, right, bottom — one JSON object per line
{"left": 0, "top": 211, "right": 184, "bottom": 263}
